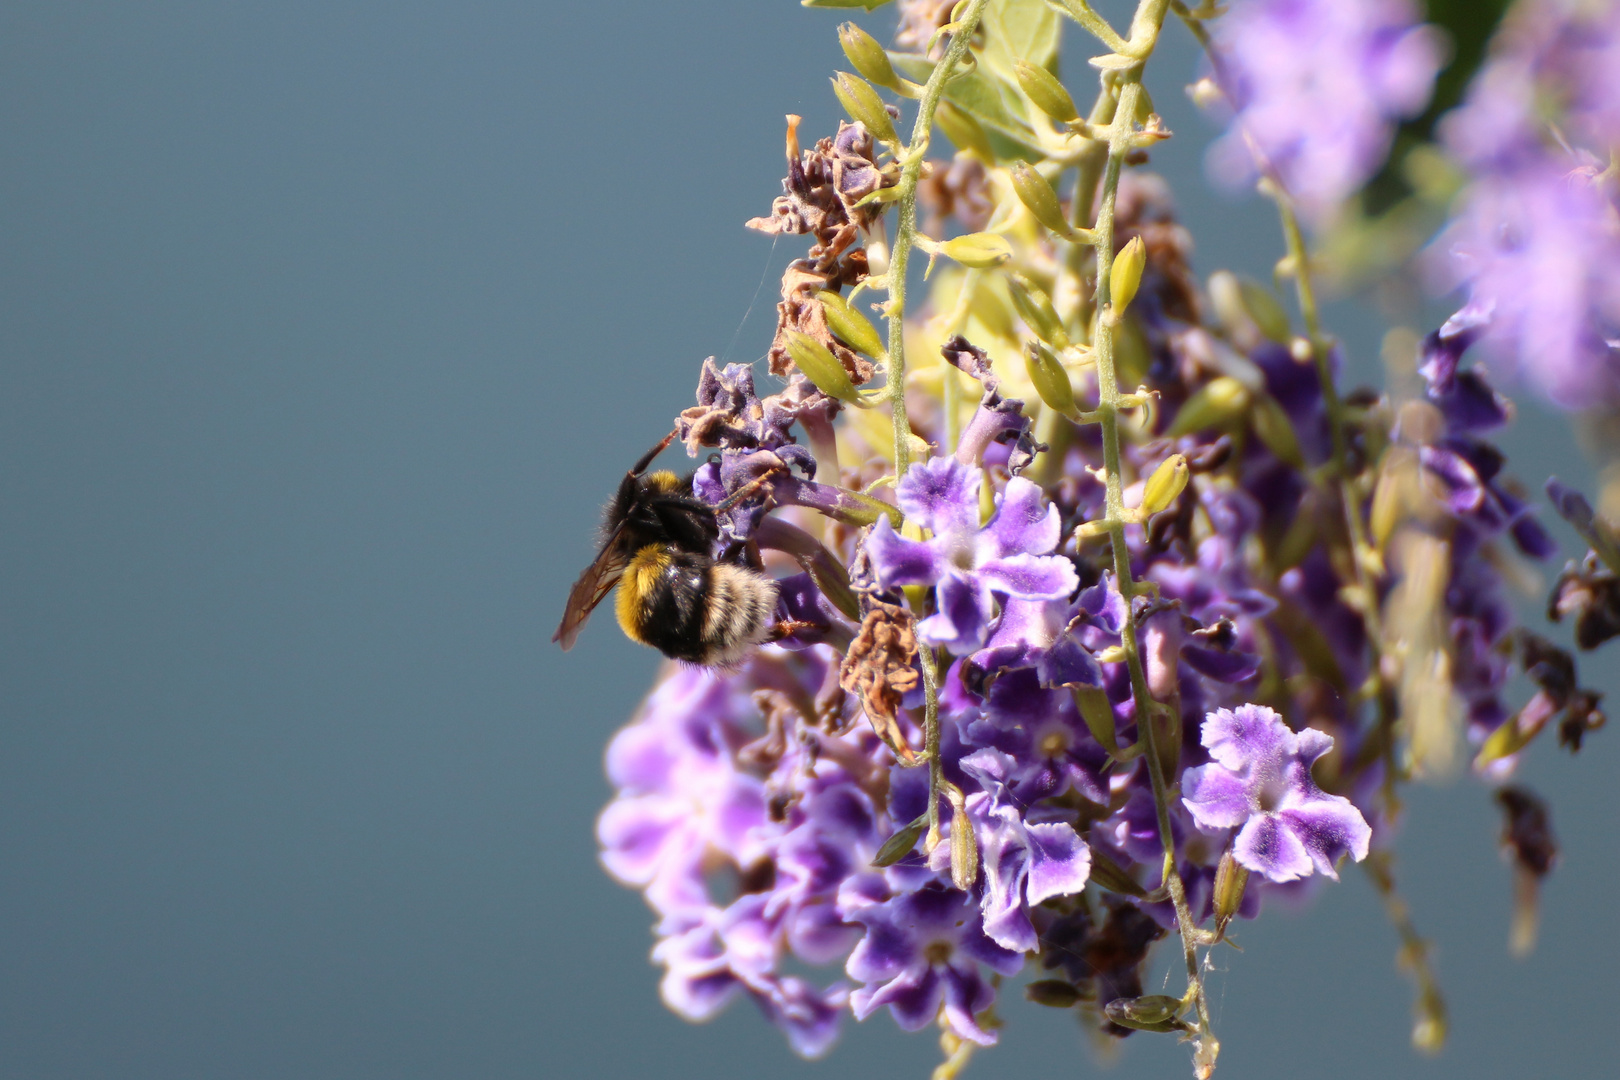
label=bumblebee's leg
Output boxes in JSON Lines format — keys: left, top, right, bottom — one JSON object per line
{"left": 766, "top": 619, "right": 829, "bottom": 642}
{"left": 714, "top": 467, "right": 785, "bottom": 513}
{"left": 629, "top": 430, "right": 679, "bottom": 478}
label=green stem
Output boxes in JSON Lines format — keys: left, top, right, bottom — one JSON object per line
{"left": 880, "top": 0, "right": 990, "bottom": 863}
{"left": 886, "top": 0, "right": 991, "bottom": 479}
{"left": 1078, "top": 0, "right": 1216, "bottom": 1069}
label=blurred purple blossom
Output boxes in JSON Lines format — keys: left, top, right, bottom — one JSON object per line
{"left": 1204, "top": 0, "right": 1442, "bottom": 225}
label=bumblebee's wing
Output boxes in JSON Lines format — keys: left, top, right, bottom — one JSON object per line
{"left": 553, "top": 527, "right": 629, "bottom": 650}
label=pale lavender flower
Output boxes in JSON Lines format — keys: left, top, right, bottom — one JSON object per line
{"left": 1181, "top": 704, "right": 1371, "bottom": 883}
{"left": 866, "top": 457, "right": 1078, "bottom": 652}
{"left": 845, "top": 884, "right": 1023, "bottom": 1045}
{"left": 1205, "top": 0, "right": 1443, "bottom": 225}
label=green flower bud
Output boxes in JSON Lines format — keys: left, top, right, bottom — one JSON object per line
{"left": 934, "top": 100, "right": 994, "bottom": 162}
{"left": 1212, "top": 851, "right": 1249, "bottom": 933}
{"left": 1165, "top": 376, "right": 1250, "bottom": 437}
{"left": 838, "top": 22, "right": 901, "bottom": 90}
{"left": 1140, "top": 453, "right": 1189, "bottom": 516}
{"left": 1025, "top": 980, "right": 1084, "bottom": 1008}
{"left": 871, "top": 812, "right": 928, "bottom": 867}
{"left": 831, "top": 71, "right": 898, "bottom": 145}
{"left": 1025, "top": 341, "right": 1076, "bottom": 415}
{"left": 1073, "top": 685, "right": 1120, "bottom": 754}
{"left": 1109, "top": 235, "right": 1146, "bottom": 314}
{"left": 1103, "top": 995, "right": 1188, "bottom": 1033}
{"left": 935, "top": 231, "right": 1012, "bottom": 268}
{"left": 1086, "top": 847, "right": 1148, "bottom": 898}
{"left": 1007, "top": 273, "right": 1070, "bottom": 348}
{"left": 817, "top": 290, "right": 886, "bottom": 359}
{"left": 1251, "top": 393, "right": 1305, "bottom": 469}
{"left": 783, "top": 329, "right": 859, "bottom": 402}
{"left": 946, "top": 784, "right": 979, "bottom": 890}
{"left": 1239, "top": 278, "right": 1292, "bottom": 342}
{"left": 1010, "top": 162, "right": 1074, "bottom": 238}
{"left": 1013, "top": 59, "right": 1079, "bottom": 122}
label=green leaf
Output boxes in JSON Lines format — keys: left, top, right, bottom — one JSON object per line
{"left": 980, "top": 0, "right": 1061, "bottom": 87}
{"left": 891, "top": 54, "right": 1042, "bottom": 158}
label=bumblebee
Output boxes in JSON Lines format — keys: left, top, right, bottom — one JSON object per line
{"left": 553, "top": 433, "right": 782, "bottom": 666}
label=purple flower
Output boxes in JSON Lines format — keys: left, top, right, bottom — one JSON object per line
{"left": 1181, "top": 705, "right": 1371, "bottom": 883}
{"left": 867, "top": 457, "right": 1078, "bottom": 652}
{"left": 845, "top": 884, "right": 1023, "bottom": 1045}
{"left": 1205, "top": 0, "right": 1443, "bottom": 225}
{"left": 956, "top": 748, "right": 1093, "bottom": 951}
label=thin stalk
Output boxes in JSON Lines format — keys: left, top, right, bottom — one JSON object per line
{"left": 1078, "top": 0, "right": 1216, "bottom": 1070}
{"left": 886, "top": 0, "right": 991, "bottom": 479}
{"left": 880, "top": 0, "right": 991, "bottom": 858}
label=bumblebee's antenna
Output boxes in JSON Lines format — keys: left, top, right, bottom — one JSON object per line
{"left": 629, "top": 430, "right": 679, "bottom": 477}
{"left": 714, "top": 467, "right": 786, "bottom": 514}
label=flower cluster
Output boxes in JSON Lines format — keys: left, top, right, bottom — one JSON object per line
{"left": 1430, "top": 0, "right": 1620, "bottom": 409}
{"left": 579, "top": 1, "right": 1603, "bottom": 1074}
{"left": 1203, "top": 0, "right": 1443, "bottom": 226}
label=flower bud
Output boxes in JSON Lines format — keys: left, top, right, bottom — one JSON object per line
{"left": 1010, "top": 162, "right": 1073, "bottom": 239}
{"left": 1251, "top": 393, "right": 1305, "bottom": 468}
{"left": 1238, "top": 278, "right": 1291, "bottom": 342}
{"left": 1025, "top": 980, "right": 1083, "bottom": 1008}
{"left": 817, "top": 290, "right": 886, "bottom": 359}
{"left": 936, "top": 231, "right": 1012, "bottom": 269}
{"left": 1109, "top": 235, "right": 1146, "bottom": 314}
{"left": 1212, "top": 851, "right": 1249, "bottom": 933}
{"left": 783, "top": 329, "right": 859, "bottom": 403}
{"left": 1073, "top": 685, "right": 1120, "bottom": 754}
{"left": 871, "top": 812, "right": 928, "bottom": 868}
{"left": 1166, "top": 376, "right": 1249, "bottom": 436}
{"left": 1006, "top": 273, "right": 1069, "bottom": 347}
{"left": 1013, "top": 59, "right": 1079, "bottom": 122}
{"left": 1086, "top": 846, "right": 1148, "bottom": 897}
{"left": 838, "top": 22, "right": 901, "bottom": 90}
{"left": 1103, "top": 995, "right": 1188, "bottom": 1033}
{"left": 1140, "top": 453, "right": 1189, "bottom": 516}
{"left": 946, "top": 785, "right": 980, "bottom": 890}
{"left": 934, "top": 100, "right": 995, "bottom": 162}
{"left": 1024, "top": 341, "right": 1076, "bottom": 415}
{"left": 831, "top": 71, "right": 898, "bottom": 145}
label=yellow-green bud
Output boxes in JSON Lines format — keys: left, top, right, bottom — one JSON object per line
{"left": 831, "top": 71, "right": 898, "bottom": 145}
{"left": 1166, "top": 375, "right": 1250, "bottom": 436}
{"left": 1103, "top": 995, "right": 1187, "bottom": 1033}
{"left": 1109, "top": 235, "right": 1146, "bottom": 314}
{"left": 782, "top": 329, "right": 859, "bottom": 403}
{"left": 935, "top": 231, "right": 1012, "bottom": 268}
{"left": 817, "top": 290, "right": 886, "bottom": 359}
{"left": 1024, "top": 341, "right": 1076, "bottom": 415}
{"left": 1007, "top": 273, "right": 1069, "bottom": 348}
{"left": 1213, "top": 851, "right": 1249, "bottom": 933}
{"left": 1140, "top": 453, "right": 1190, "bottom": 516}
{"left": 838, "top": 22, "right": 901, "bottom": 90}
{"left": 1251, "top": 393, "right": 1305, "bottom": 468}
{"left": 1239, "top": 278, "right": 1292, "bottom": 342}
{"left": 934, "top": 100, "right": 994, "bottom": 162}
{"left": 870, "top": 813, "right": 928, "bottom": 868}
{"left": 1010, "top": 162, "right": 1074, "bottom": 238}
{"left": 1013, "top": 59, "right": 1079, "bottom": 122}
{"left": 1025, "top": 980, "right": 1083, "bottom": 1008}
{"left": 946, "top": 785, "right": 979, "bottom": 890}
{"left": 1073, "top": 685, "right": 1119, "bottom": 754}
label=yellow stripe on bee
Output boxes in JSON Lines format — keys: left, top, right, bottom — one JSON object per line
{"left": 644, "top": 471, "right": 682, "bottom": 494}
{"left": 615, "top": 545, "right": 672, "bottom": 644}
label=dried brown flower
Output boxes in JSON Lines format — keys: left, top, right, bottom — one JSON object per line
{"left": 839, "top": 601, "right": 922, "bottom": 765}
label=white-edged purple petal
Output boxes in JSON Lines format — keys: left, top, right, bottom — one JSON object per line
{"left": 1180, "top": 762, "right": 1253, "bottom": 831}
{"left": 1233, "top": 813, "right": 1314, "bottom": 882}
{"left": 977, "top": 552, "right": 1079, "bottom": 599}
{"left": 917, "top": 572, "right": 995, "bottom": 652}
{"left": 1200, "top": 704, "right": 1292, "bottom": 774}
{"left": 895, "top": 456, "right": 980, "bottom": 536}
{"left": 867, "top": 516, "right": 946, "bottom": 587}
{"left": 981, "top": 476, "right": 1062, "bottom": 558}
{"left": 1278, "top": 798, "right": 1373, "bottom": 879}
{"left": 1023, "top": 821, "right": 1092, "bottom": 906}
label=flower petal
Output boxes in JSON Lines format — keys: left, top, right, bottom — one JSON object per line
{"left": 982, "top": 476, "right": 1062, "bottom": 557}
{"left": 1278, "top": 796, "right": 1372, "bottom": 880}
{"left": 977, "top": 552, "right": 1078, "bottom": 600}
{"left": 918, "top": 572, "right": 995, "bottom": 652}
{"left": 1023, "top": 821, "right": 1092, "bottom": 906}
{"left": 1180, "top": 762, "right": 1253, "bottom": 830}
{"left": 1233, "top": 813, "right": 1314, "bottom": 883}
{"left": 867, "top": 516, "right": 945, "bottom": 588}
{"left": 896, "top": 456, "right": 980, "bottom": 536}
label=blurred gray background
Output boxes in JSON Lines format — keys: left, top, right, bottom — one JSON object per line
{"left": 0, "top": 2, "right": 1613, "bottom": 1078}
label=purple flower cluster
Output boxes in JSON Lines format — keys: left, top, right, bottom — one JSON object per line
{"left": 1204, "top": 0, "right": 1443, "bottom": 225}
{"left": 1430, "top": 0, "right": 1620, "bottom": 408}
